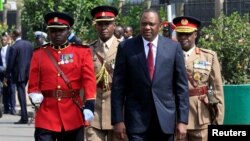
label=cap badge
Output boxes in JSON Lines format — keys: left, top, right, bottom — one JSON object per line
{"left": 54, "top": 17, "right": 58, "bottom": 22}
{"left": 101, "top": 12, "right": 105, "bottom": 17}
{"left": 181, "top": 19, "right": 188, "bottom": 25}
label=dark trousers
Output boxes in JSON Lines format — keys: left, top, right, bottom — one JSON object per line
{"left": 35, "top": 127, "right": 84, "bottom": 141}
{"left": 2, "top": 81, "right": 16, "bottom": 114}
{"left": 127, "top": 108, "right": 174, "bottom": 141}
{"left": 16, "top": 81, "right": 28, "bottom": 122}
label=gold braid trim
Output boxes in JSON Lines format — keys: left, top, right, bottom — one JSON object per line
{"left": 96, "top": 63, "right": 110, "bottom": 91}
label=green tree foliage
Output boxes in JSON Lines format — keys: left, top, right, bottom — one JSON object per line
{"left": 116, "top": 5, "right": 145, "bottom": 36}
{"left": 22, "top": 1, "right": 169, "bottom": 43}
{"left": 0, "top": 23, "right": 8, "bottom": 35}
{"left": 22, "top": 0, "right": 105, "bottom": 43}
{"left": 198, "top": 12, "right": 250, "bottom": 84}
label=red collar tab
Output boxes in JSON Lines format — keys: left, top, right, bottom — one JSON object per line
{"left": 195, "top": 47, "right": 200, "bottom": 54}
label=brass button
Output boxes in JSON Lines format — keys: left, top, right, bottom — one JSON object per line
{"left": 58, "top": 51, "right": 61, "bottom": 54}
{"left": 57, "top": 85, "right": 61, "bottom": 89}
{"left": 58, "top": 73, "right": 60, "bottom": 76}
{"left": 58, "top": 62, "right": 61, "bottom": 65}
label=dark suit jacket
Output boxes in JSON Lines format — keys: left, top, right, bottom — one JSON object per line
{"left": 0, "top": 46, "right": 11, "bottom": 80}
{"left": 111, "top": 35, "right": 189, "bottom": 134}
{"left": 5, "top": 39, "right": 33, "bottom": 82}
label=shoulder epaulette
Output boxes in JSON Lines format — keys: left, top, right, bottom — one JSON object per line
{"left": 33, "top": 43, "right": 49, "bottom": 51}
{"left": 72, "top": 43, "right": 90, "bottom": 48}
{"left": 199, "top": 48, "right": 216, "bottom": 56}
{"left": 88, "top": 40, "right": 98, "bottom": 46}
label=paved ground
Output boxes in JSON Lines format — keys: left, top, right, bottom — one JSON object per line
{"left": 0, "top": 106, "right": 35, "bottom": 141}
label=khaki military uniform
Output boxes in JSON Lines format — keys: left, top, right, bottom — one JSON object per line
{"left": 86, "top": 36, "right": 122, "bottom": 141}
{"left": 184, "top": 47, "right": 224, "bottom": 141}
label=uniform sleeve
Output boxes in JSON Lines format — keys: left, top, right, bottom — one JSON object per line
{"left": 27, "top": 50, "right": 41, "bottom": 93}
{"left": 210, "top": 52, "right": 224, "bottom": 124}
{"left": 82, "top": 48, "right": 96, "bottom": 112}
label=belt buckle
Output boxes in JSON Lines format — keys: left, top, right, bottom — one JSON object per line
{"left": 198, "top": 87, "right": 205, "bottom": 95}
{"left": 55, "top": 90, "right": 62, "bottom": 101}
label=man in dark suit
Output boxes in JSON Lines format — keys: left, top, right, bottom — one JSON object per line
{"left": 4, "top": 29, "right": 34, "bottom": 124}
{"left": 111, "top": 9, "right": 189, "bottom": 141}
{"left": 0, "top": 32, "right": 16, "bottom": 115}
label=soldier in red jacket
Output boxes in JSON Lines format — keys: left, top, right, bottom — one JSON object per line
{"left": 28, "top": 12, "right": 96, "bottom": 141}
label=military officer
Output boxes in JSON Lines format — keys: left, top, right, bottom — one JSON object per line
{"left": 28, "top": 12, "right": 96, "bottom": 141}
{"left": 86, "top": 5, "right": 127, "bottom": 141}
{"left": 173, "top": 16, "right": 224, "bottom": 141}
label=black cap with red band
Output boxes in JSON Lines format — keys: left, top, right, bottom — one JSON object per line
{"left": 44, "top": 12, "right": 74, "bottom": 28}
{"left": 90, "top": 5, "right": 118, "bottom": 22}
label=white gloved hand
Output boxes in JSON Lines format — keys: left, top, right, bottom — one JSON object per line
{"left": 83, "top": 109, "right": 94, "bottom": 121}
{"left": 29, "top": 93, "right": 44, "bottom": 104}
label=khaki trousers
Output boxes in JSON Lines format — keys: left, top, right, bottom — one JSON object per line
{"left": 86, "top": 126, "right": 125, "bottom": 141}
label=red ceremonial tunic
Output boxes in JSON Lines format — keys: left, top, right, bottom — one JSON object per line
{"left": 28, "top": 43, "right": 96, "bottom": 132}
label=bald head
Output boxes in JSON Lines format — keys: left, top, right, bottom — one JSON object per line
{"left": 124, "top": 26, "right": 133, "bottom": 39}
{"left": 114, "top": 26, "right": 124, "bottom": 39}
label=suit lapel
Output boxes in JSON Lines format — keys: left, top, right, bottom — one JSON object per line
{"left": 134, "top": 36, "right": 151, "bottom": 81}
{"left": 105, "top": 38, "right": 119, "bottom": 61}
{"left": 154, "top": 36, "right": 165, "bottom": 81}
{"left": 93, "top": 40, "right": 105, "bottom": 59}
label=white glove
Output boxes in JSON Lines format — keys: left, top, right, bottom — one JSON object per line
{"left": 83, "top": 109, "right": 94, "bottom": 121}
{"left": 29, "top": 93, "right": 44, "bottom": 104}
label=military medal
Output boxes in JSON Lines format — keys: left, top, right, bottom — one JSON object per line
{"left": 69, "top": 54, "right": 74, "bottom": 63}
{"left": 193, "top": 72, "right": 201, "bottom": 81}
{"left": 64, "top": 55, "right": 69, "bottom": 64}
{"left": 60, "top": 54, "right": 64, "bottom": 64}
{"left": 200, "top": 74, "right": 209, "bottom": 83}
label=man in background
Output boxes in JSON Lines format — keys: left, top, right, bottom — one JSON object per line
{"left": 0, "top": 32, "right": 16, "bottom": 116}
{"left": 162, "top": 21, "right": 177, "bottom": 41}
{"left": 123, "top": 26, "right": 133, "bottom": 39}
{"left": 114, "top": 26, "right": 124, "bottom": 42}
{"left": 68, "top": 31, "right": 82, "bottom": 44}
{"left": 4, "top": 29, "right": 34, "bottom": 124}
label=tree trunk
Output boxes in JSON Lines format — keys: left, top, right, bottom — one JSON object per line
{"left": 215, "top": 0, "right": 224, "bottom": 18}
